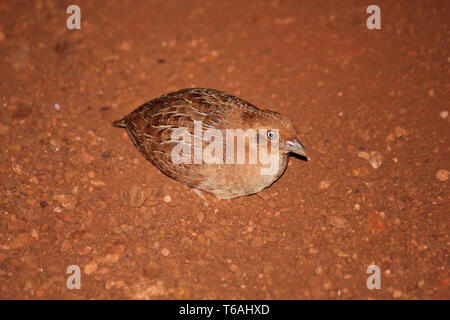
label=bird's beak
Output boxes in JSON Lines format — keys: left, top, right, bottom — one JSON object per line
{"left": 282, "top": 138, "right": 307, "bottom": 157}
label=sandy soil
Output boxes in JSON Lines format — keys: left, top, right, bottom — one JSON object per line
{"left": 0, "top": 0, "right": 448, "bottom": 299}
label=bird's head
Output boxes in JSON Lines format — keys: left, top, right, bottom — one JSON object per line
{"left": 253, "top": 109, "right": 307, "bottom": 158}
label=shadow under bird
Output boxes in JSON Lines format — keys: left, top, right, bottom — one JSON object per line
{"left": 113, "top": 88, "right": 307, "bottom": 199}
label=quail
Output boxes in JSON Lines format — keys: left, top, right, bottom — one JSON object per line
{"left": 113, "top": 88, "right": 306, "bottom": 199}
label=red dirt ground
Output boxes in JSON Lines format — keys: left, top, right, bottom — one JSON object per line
{"left": 0, "top": 0, "right": 448, "bottom": 299}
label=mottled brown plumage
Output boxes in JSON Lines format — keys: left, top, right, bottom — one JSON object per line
{"left": 113, "top": 88, "right": 306, "bottom": 199}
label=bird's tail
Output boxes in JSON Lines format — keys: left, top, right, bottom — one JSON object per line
{"left": 112, "top": 118, "right": 127, "bottom": 128}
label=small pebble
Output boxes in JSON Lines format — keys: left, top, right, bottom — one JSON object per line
{"left": 436, "top": 169, "right": 449, "bottom": 182}
{"left": 54, "top": 103, "right": 60, "bottom": 111}
{"left": 161, "top": 248, "right": 170, "bottom": 256}
{"left": 119, "top": 41, "right": 132, "bottom": 51}
{"left": 318, "top": 180, "right": 331, "bottom": 190}
{"left": 315, "top": 266, "right": 325, "bottom": 275}
{"left": 358, "top": 151, "right": 370, "bottom": 160}
{"left": 392, "top": 289, "right": 403, "bottom": 298}
{"left": 230, "top": 264, "right": 239, "bottom": 272}
{"left": 386, "top": 133, "right": 396, "bottom": 142}
{"left": 129, "top": 185, "right": 146, "bottom": 207}
{"left": 31, "top": 228, "right": 39, "bottom": 239}
{"left": 84, "top": 261, "right": 98, "bottom": 275}
{"left": 163, "top": 195, "right": 172, "bottom": 203}
{"left": 369, "top": 152, "right": 384, "bottom": 169}
{"left": 440, "top": 111, "right": 448, "bottom": 119}
{"left": 394, "top": 126, "right": 409, "bottom": 138}
{"left": 323, "top": 282, "right": 332, "bottom": 290}
{"left": 353, "top": 167, "right": 370, "bottom": 177}
{"left": 12, "top": 164, "right": 22, "bottom": 175}
{"left": 327, "top": 215, "right": 349, "bottom": 228}
{"left": 53, "top": 194, "right": 76, "bottom": 209}
{"left": 99, "top": 253, "right": 120, "bottom": 265}
{"left": 78, "top": 246, "right": 92, "bottom": 255}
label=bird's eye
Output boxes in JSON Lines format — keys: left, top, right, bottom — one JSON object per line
{"left": 267, "top": 130, "right": 276, "bottom": 140}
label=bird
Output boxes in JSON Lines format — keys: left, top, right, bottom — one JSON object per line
{"left": 113, "top": 88, "right": 306, "bottom": 199}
